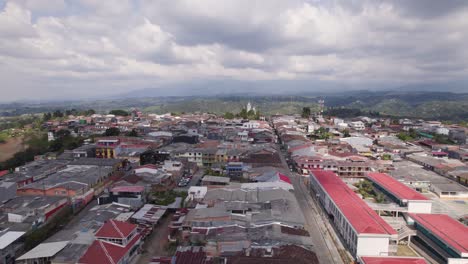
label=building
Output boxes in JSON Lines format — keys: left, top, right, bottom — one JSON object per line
{"left": 366, "top": 172, "right": 432, "bottom": 214}
{"left": 448, "top": 128, "right": 466, "bottom": 145}
{"left": 1, "top": 196, "right": 68, "bottom": 226}
{"left": 309, "top": 170, "right": 397, "bottom": 257}
{"left": 359, "top": 256, "right": 427, "bottom": 264}
{"left": 430, "top": 182, "right": 468, "bottom": 200}
{"left": 201, "top": 176, "right": 230, "bottom": 186}
{"left": 349, "top": 121, "right": 365, "bottom": 131}
{"left": 409, "top": 213, "right": 468, "bottom": 262}
{"left": 226, "top": 162, "right": 244, "bottom": 178}
{"left": 79, "top": 220, "right": 142, "bottom": 264}
{"left": 0, "top": 231, "right": 25, "bottom": 264}
{"left": 16, "top": 241, "right": 69, "bottom": 264}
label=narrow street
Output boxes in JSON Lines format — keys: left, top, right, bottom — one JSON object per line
{"left": 277, "top": 145, "right": 345, "bottom": 264}
{"left": 136, "top": 212, "right": 174, "bottom": 264}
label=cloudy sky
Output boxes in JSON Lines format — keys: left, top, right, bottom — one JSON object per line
{"left": 0, "top": 0, "right": 467, "bottom": 101}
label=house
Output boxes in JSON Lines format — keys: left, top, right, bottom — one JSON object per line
{"left": 201, "top": 176, "right": 230, "bottom": 186}
{"left": 79, "top": 220, "right": 142, "bottom": 264}
{"left": 1, "top": 196, "right": 68, "bottom": 226}
{"left": 349, "top": 121, "right": 365, "bottom": 131}
{"left": 0, "top": 231, "right": 25, "bottom": 264}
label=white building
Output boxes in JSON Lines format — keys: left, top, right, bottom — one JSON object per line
{"left": 349, "top": 121, "right": 365, "bottom": 131}
{"left": 310, "top": 171, "right": 397, "bottom": 257}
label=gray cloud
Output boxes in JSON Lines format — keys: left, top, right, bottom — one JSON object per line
{"left": 0, "top": 0, "right": 467, "bottom": 101}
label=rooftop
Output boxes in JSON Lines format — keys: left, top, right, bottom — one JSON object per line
{"left": 201, "top": 175, "right": 230, "bottom": 183}
{"left": 409, "top": 213, "right": 468, "bottom": 257}
{"left": 17, "top": 241, "right": 69, "bottom": 260}
{"left": 95, "top": 219, "right": 136, "bottom": 239}
{"left": 367, "top": 172, "right": 429, "bottom": 201}
{"left": 360, "top": 256, "right": 427, "bottom": 264}
{"left": 0, "top": 231, "right": 25, "bottom": 250}
{"left": 311, "top": 170, "right": 397, "bottom": 235}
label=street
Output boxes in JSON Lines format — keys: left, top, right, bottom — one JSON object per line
{"left": 277, "top": 145, "right": 346, "bottom": 264}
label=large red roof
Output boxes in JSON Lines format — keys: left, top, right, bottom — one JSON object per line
{"left": 409, "top": 213, "right": 468, "bottom": 256}
{"left": 311, "top": 170, "right": 396, "bottom": 235}
{"left": 95, "top": 220, "right": 137, "bottom": 239}
{"left": 0, "top": 170, "right": 9, "bottom": 177}
{"left": 367, "top": 172, "right": 429, "bottom": 201}
{"left": 79, "top": 234, "right": 141, "bottom": 264}
{"left": 361, "top": 256, "right": 427, "bottom": 264}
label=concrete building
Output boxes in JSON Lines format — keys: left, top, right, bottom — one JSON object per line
{"left": 359, "top": 256, "right": 427, "bottom": 264}
{"left": 366, "top": 172, "right": 432, "bottom": 214}
{"left": 408, "top": 213, "right": 468, "bottom": 263}
{"left": 310, "top": 170, "right": 397, "bottom": 257}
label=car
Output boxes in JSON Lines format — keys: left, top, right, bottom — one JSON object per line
{"left": 178, "top": 180, "right": 189, "bottom": 187}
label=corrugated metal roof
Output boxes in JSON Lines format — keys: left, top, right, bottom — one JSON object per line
{"left": 0, "top": 231, "right": 25, "bottom": 250}
{"left": 17, "top": 241, "right": 69, "bottom": 260}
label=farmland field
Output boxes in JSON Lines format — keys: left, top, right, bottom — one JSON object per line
{"left": 0, "top": 136, "right": 24, "bottom": 162}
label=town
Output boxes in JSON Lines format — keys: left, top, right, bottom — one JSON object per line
{"left": 0, "top": 102, "right": 466, "bottom": 264}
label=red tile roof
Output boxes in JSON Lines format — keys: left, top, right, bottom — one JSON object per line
{"left": 175, "top": 247, "right": 208, "bottom": 264}
{"left": 278, "top": 173, "right": 292, "bottom": 184}
{"left": 367, "top": 172, "right": 429, "bottom": 201}
{"left": 311, "top": 170, "right": 397, "bottom": 235}
{"left": 361, "top": 256, "right": 427, "bottom": 264}
{"left": 95, "top": 220, "right": 137, "bottom": 239}
{"left": 409, "top": 213, "right": 468, "bottom": 256}
{"left": 111, "top": 186, "right": 145, "bottom": 193}
{"left": 0, "top": 170, "right": 9, "bottom": 177}
{"left": 79, "top": 234, "right": 141, "bottom": 264}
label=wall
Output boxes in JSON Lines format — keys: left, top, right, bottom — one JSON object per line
{"left": 357, "top": 236, "right": 390, "bottom": 256}
{"left": 407, "top": 201, "right": 432, "bottom": 214}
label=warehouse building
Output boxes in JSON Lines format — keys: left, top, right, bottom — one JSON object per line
{"left": 310, "top": 170, "right": 397, "bottom": 257}
{"left": 367, "top": 172, "right": 432, "bottom": 214}
{"left": 409, "top": 213, "right": 468, "bottom": 263}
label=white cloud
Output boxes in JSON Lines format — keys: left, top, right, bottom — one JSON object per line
{"left": 0, "top": 0, "right": 467, "bottom": 101}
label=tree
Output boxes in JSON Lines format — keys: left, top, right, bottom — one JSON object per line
{"left": 381, "top": 154, "right": 392, "bottom": 160}
{"left": 52, "top": 110, "right": 64, "bottom": 118}
{"left": 109, "top": 110, "right": 129, "bottom": 116}
{"left": 224, "top": 112, "right": 235, "bottom": 119}
{"left": 104, "top": 127, "right": 120, "bottom": 136}
{"left": 342, "top": 129, "right": 351, "bottom": 137}
{"left": 375, "top": 193, "right": 385, "bottom": 203}
{"left": 55, "top": 129, "right": 71, "bottom": 138}
{"left": 126, "top": 129, "right": 138, "bottom": 137}
{"left": 43, "top": 112, "right": 52, "bottom": 121}
{"left": 301, "top": 107, "right": 311, "bottom": 118}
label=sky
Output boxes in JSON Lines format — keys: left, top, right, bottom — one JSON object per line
{"left": 0, "top": 0, "right": 467, "bottom": 101}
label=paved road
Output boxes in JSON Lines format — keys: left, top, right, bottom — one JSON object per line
{"left": 277, "top": 147, "right": 345, "bottom": 264}
{"left": 173, "top": 169, "right": 204, "bottom": 192}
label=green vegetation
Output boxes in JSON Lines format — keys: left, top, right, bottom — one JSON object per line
{"left": 433, "top": 134, "right": 455, "bottom": 144}
{"left": 342, "top": 129, "right": 350, "bottom": 138}
{"left": 311, "top": 127, "right": 333, "bottom": 140}
{"left": 0, "top": 129, "right": 84, "bottom": 170}
{"left": 301, "top": 107, "right": 311, "bottom": 118}
{"left": 103, "top": 127, "right": 120, "bottom": 136}
{"left": 381, "top": 154, "right": 392, "bottom": 160}
{"left": 151, "top": 190, "right": 188, "bottom": 206}
{"left": 125, "top": 128, "right": 138, "bottom": 137}
{"left": 354, "top": 179, "right": 386, "bottom": 203}
{"left": 24, "top": 206, "right": 73, "bottom": 251}
{"left": 48, "top": 129, "right": 84, "bottom": 153}
{"left": 397, "top": 129, "right": 418, "bottom": 141}
{"left": 204, "top": 168, "right": 225, "bottom": 176}
{"left": 109, "top": 109, "right": 129, "bottom": 116}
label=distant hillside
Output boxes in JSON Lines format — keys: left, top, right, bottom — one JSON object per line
{"left": 1, "top": 91, "right": 467, "bottom": 121}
